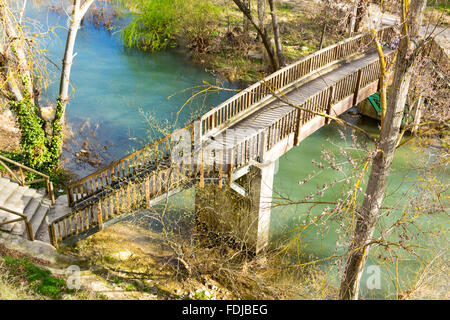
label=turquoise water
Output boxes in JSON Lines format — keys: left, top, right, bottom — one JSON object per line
{"left": 24, "top": 0, "right": 238, "bottom": 177}
{"left": 21, "top": 1, "right": 448, "bottom": 299}
{"left": 270, "top": 116, "right": 449, "bottom": 299}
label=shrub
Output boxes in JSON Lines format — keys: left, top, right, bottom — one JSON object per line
{"left": 121, "top": 0, "right": 220, "bottom": 52}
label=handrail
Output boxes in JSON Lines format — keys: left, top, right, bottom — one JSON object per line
{"left": 0, "top": 205, "right": 34, "bottom": 241}
{"left": 198, "top": 26, "right": 395, "bottom": 139}
{"left": 65, "top": 26, "right": 395, "bottom": 208}
{"left": 0, "top": 154, "right": 55, "bottom": 204}
{"left": 65, "top": 123, "right": 195, "bottom": 207}
{"left": 50, "top": 46, "right": 397, "bottom": 247}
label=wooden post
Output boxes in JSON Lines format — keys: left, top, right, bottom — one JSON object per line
{"left": 48, "top": 224, "right": 57, "bottom": 248}
{"left": 49, "top": 181, "right": 55, "bottom": 205}
{"left": 353, "top": 69, "right": 363, "bottom": 107}
{"left": 228, "top": 149, "right": 234, "bottom": 187}
{"left": 97, "top": 200, "right": 103, "bottom": 231}
{"left": 259, "top": 131, "right": 268, "bottom": 160}
{"left": 66, "top": 187, "right": 72, "bottom": 207}
{"left": 19, "top": 167, "right": 25, "bottom": 185}
{"left": 199, "top": 149, "right": 204, "bottom": 188}
{"left": 25, "top": 219, "right": 34, "bottom": 241}
{"left": 326, "top": 85, "right": 335, "bottom": 125}
{"left": 145, "top": 177, "right": 150, "bottom": 209}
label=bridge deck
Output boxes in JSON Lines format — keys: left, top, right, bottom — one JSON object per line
{"left": 212, "top": 49, "right": 391, "bottom": 150}
{"left": 53, "top": 28, "right": 400, "bottom": 247}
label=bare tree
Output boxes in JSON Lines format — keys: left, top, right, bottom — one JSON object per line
{"left": 231, "top": 0, "right": 279, "bottom": 70}
{"left": 339, "top": 0, "right": 429, "bottom": 300}
{"left": 353, "top": 0, "right": 369, "bottom": 33}
{"left": 257, "top": 0, "right": 265, "bottom": 34}
{"left": 268, "top": 0, "right": 285, "bottom": 67}
{"left": 243, "top": 0, "right": 251, "bottom": 38}
{"left": 58, "top": 0, "right": 95, "bottom": 130}
{"left": 349, "top": 0, "right": 369, "bottom": 36}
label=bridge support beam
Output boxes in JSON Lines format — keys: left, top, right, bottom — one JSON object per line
{"left": 194, "top": 161, "right": 275, "bottom": 254}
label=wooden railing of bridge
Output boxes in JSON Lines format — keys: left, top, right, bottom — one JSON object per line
{"left": 66, "top": 26, "right": 394, "bottom": 208}
{"left": 65, "top": 124, "right": 195, "bottom": 207}
{"left": 427, "top": 38, "right": 449, "bottom": 74}
{"left": 51, "top": 27, "right": 395, "bottom": 247}
{"left": 199, "top": 26, "right": 394, "bottom": 138}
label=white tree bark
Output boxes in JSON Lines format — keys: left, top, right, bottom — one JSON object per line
{"left": 59, "top": 0, "right": 94, "bottom": 106}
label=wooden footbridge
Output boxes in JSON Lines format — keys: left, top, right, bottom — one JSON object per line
{"left": 49, "top": 27, "right": 399, "bottom": 249}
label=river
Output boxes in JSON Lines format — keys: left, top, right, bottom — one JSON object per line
{"left": 22, "top": 0, "right": 448, "bottom": 299}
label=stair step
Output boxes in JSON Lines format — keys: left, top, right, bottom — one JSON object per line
{"left": 0, "top": 186, "right": 35, "bottom": 232}
{"left": 2, "top": 185, "right": 31, "bottom": 210}
{"left": 10, "top": 196, "right": 44, "bottom": 235}
{"left": 0, "top": 184, "right": 21, "bottom": 225}
{"left": 0, "top": 181, "right": 20, "bottom": 208}
{"left": 24, "top": 197, "right": 45, "bottom": 219}
{"left": 0, "top": 177, "right": 11, "bottom": 192}
{"left": 26, "top": 204, "right": 50, "bottom": 238}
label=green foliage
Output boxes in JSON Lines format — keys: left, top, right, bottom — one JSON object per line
{"left": 10, "top": 99, "right": 51, "bottom": 171}
{"left": 427, "top": 0, "right": 450, "bottom": 13}
{"left": 121, "top": 0, "right": 220, "bottom": 52}
{"left": 192, "top": 289, "right": 212, "bottom": 300}
{"left": 121, "top": 0, "right": 180, "bottom": 51}
{"left": 276, "top": 2, "right": 294, "bottom": 12}
{"left": 3, "top": 256, "right": 67, "bottom": 299}
{"left": 8, "top": 98, "right": 65, "bottom": 175}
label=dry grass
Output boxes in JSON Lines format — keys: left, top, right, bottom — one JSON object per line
{"left": 61, "top": 189, "right": 338, "bottom": 301}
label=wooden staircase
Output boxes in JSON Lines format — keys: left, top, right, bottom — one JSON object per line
{"left": 0, "top": 176, "right": 52, "bottom": 239}
{"left": 0, "top": 155, "right": 55, "bottom": 241}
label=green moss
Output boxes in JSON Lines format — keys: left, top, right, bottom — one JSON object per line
{"left": 3, "top": 256, "right": 67, "bottom": 299}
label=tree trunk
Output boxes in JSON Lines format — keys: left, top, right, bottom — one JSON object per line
{"left": 339, "top": 0, "right": 428, "bottom": 300}
{"left": 54, "top": 0, "right": 93, "bottom": 155}
{"left": 59, "top": 0, "right": 94, "bottom": 108}
{"left": 354, "top": 0, "right": 368, "bottom": 33}
{"left": 232, "top": 0, "right": 278, "bottom": 71}
{"left": 268, "top": 0, "right": 285, "bottom": 67}
{"left": 243, "top": 0, "right": 251, "bottom": 38}
{"left": 348, "top": 0, "right": 358, "bottom": 36}
{"left": 257, "top": 0, "right": 265, "bottom": 40}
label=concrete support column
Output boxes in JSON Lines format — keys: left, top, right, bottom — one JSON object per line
{"left": 250, "top": 161, "right": 275, "bottom": 253}
{"left": 194, "top": 161, "right": 276, "bottom": 254}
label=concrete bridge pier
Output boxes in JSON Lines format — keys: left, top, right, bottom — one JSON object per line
{"left": 194, "top": 161, "right": 276, "bottom": 254}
